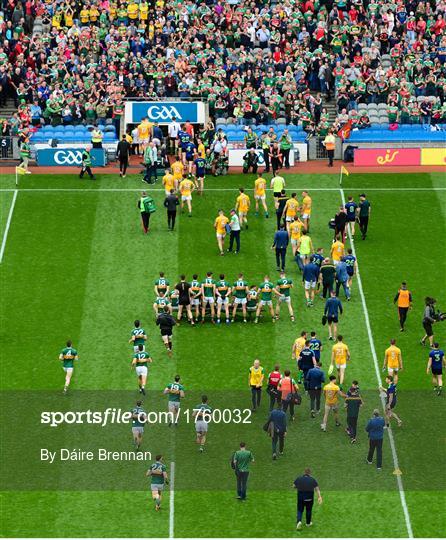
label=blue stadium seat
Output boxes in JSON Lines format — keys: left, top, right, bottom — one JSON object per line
{"left": 103, "top": 132, "right": 117, "bottom": 141}
{"left": 104, "top": 125, "right": 116, "bottom": 133}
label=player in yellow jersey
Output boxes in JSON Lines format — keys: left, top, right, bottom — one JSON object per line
{"left": 330, "top": 335, "right": 350, "bottom": 387}
{"left": 382, "top": 339, "right": 403, "bottom": 383}
{"left": 330, "top": 238, "right": 345, "bottom": 266}
{"left": 137, "top": 118, "right": 152, "bottom": 146}
{"left": 162, "top": 168, "right": 177, "bottom": 195}
{"left": 235, "top": 188, "right": 250, "bottom": 229}
{"left": 214, "top": 210, "right": 229, "bottom": 256}
{"left": 197, "top": 138, "right": 205, "bottom": 158}
{"left": 301, "top": 191, "right": 312, "bottom": 232}
{"left": 254, "top": 173, "right": 268, "bottom": 218}
{"left": 179, "top": 176, "right": 195, "bottom": 216}
{"left": 282, "top": 192, "right": 300, "bottom": 234}
{"left": 321, "top": 375, "right": 343, "bottom": 431}
{"left": 292, "top": 331, "right": 308, "bottom": 360}
{"left": 171, "top": 157, "right": 184, "bottom": 184}
{"left": 289, "top": 215, "right": 305, "bottom": 256}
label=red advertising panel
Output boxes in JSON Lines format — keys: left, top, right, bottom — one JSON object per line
{"left": 354, "top": 148, "right": 421, "bottom": 167}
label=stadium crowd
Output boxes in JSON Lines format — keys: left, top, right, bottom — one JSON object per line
{"left": 1, "top": 0, "right": 446, "bottom": 139}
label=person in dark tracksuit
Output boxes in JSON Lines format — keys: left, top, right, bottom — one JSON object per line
{"left": 232, "top": 442, "right": 254, "bottom": 500}
{"left": 358, "top": 194, "right": 371, "bottom": 240}
{"left": 275, "top": 190, "right": 288, "bottom": 230}
{"left": 116, "top": 134, "right": 131, "bottom": 177}
{"left": 324, "top": 290, "right": 343, "bottom": 340}
{"left": 365, "top": 409, "right": 385, "bottom": 469}
{"left": 164, "top": 189, "right": 179, "bottom": 230}
{"left": 266, "top": 407, "right": 287, "bottom": 459}
{"left": 344, "top": 381, "right": 363, "bottom": 443}
{"left": 306, "top": 362, "right": 325, "bottom": 417}
{"left": 319, "top": 258, "right": 336, "bottom": 298}
{"left": 293, "top": 468, "right": 322, "bottom": 529}
{"left": 297, "top": 341, "right": 316, "bottom": 389}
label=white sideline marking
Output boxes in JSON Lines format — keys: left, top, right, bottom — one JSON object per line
{"left": 0, "top": 187, "right": 444, "bottom": 193}
{"left": 169, "top": 461, "right": 175, "bottom": 538}
{"left": 339, "top": 187, "right": 414, "bottom": 539}
{"left": 0, "top": 189, "right": 18, "bottom": 264}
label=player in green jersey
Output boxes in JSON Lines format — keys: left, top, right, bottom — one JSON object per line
{"left": 274, "top": 272, "right": 295, "bottom": 321}
{"left": 154, "top": 272, "right": 170, "bottom": 296}
{"left": 131, "top": 400, "right": 147, "bottom": 449}
{"left": 131, "top": 344, "right": 152, "bottom": 395}
{"left": 59, "top": 340, "right": 79, "bottom": 393}
{"left": 164, "top": 375, "right": 185, "bottom": 426}
{"left": 129, "top": 320, "right": 147, "bottom": 352}
{"left": 216, "top": 273, "right": 232, "bottom": 324}
{"left": 255, "top": 276, "right": 276, "bottom": 323}
{"left": 193, "top": 395, "right": 212, "bottom": 452}
{"left": 190, "top": 274, "right": 202, "bottom": 322}
{"left": 231, "top": 273, "right": 249, "bottom": 323}
{"left": 153, "top": 294, "right": 172, "bottom": 316}
{"left": 146, "top": 455, "right": 169, "bottom": 511}
{"left": 169, "top": 289, "right": 179, "bottom": 313}
{"left": 201, "top": 271, "right": 216, "bottom": 323}
{"left": 246, "top": 286, "right": 258, "bottom": 320}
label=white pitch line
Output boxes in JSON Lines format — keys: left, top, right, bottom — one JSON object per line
{"left": 0, "top": 187, "right": 445, "bottom": 193}
{"left": 0, "top": 189, "right": 18, "bottom": 264}
{"left": 339, "top": 187, "right": 414, "bottom": 539}
{"left": 169, "top": 461, "right": 175, "bottom": 539}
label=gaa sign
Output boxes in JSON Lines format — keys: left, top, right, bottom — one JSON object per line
{"left": 36, "top": 148, "right": 106, "bottom": 167}
{"left": 125, "top": 101, "right": 207, "bottom": 125}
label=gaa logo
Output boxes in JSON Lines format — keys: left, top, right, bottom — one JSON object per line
{"left": 256, "top": 151, "right": 265, "bottom": 165}
{"left": 54, "top": 150, "right": 82, "bottom": 165}
{"left": 147, "top": 105, "right": 182, "bottom": 121}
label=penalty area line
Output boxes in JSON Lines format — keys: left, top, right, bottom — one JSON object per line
{"left": 0, "top": 189, "right": 18, "bottom": 264}
{"left": 339, "top": 187, "right": 414, "bottom": 539}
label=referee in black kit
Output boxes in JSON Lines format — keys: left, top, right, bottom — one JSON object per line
{"left": 293, "top": 468, "right": 322, "bottom": 529}
{"left": 116, "top": 134, "right": 131, "bottom": 177}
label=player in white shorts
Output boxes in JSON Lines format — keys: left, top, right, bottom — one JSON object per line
{"left": 193, "top": 395, "right": 212, "bottom": 452}
{"left": 132, "top": 344, "right": 152, "bottom": 395}
{"left": 201, "top": 272, "right": 216, "bottom": 323}
{"left": 231, "top": 274, "right": 249, "bottom": 322}
{"left": 216, "top": 273, "right": 231, "bottom": 324}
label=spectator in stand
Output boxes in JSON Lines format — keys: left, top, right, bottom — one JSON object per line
{"left": 1, "top": 0, "right": 445, "bottom": 143}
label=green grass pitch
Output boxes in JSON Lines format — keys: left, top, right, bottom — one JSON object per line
{"left": 0, "top": 171, "right": 445, "bottom": 538}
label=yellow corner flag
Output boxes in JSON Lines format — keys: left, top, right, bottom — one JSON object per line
{"left": 15, "top": 166, "right": 26, "bottom": 175}
{"left": 341, "top": 166, "right": 350, "bottom": 176}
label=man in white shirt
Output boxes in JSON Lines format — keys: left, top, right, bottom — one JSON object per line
{"left": 228, "top": 209, "right": 241, "bottom": 253}
{"left": 168, "top": 116, "right": 181, "bottom": 154}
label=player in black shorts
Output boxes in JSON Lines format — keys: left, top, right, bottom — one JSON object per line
{"left": 175, "top": 275, "right": 195, "bottom": 325}
{"left": 156, "top": 307, "right": 177, "bottom": 356}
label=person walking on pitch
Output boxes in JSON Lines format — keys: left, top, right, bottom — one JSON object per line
{"left": 79, "top": 146, "right": 95, "bottom": 179}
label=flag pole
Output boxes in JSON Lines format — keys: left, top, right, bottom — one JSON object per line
{"left": 339, "top": 166, "right": 343, "bottom": 186}
{"left": 15, "top": 167, "right": 19, "bottom": 187}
